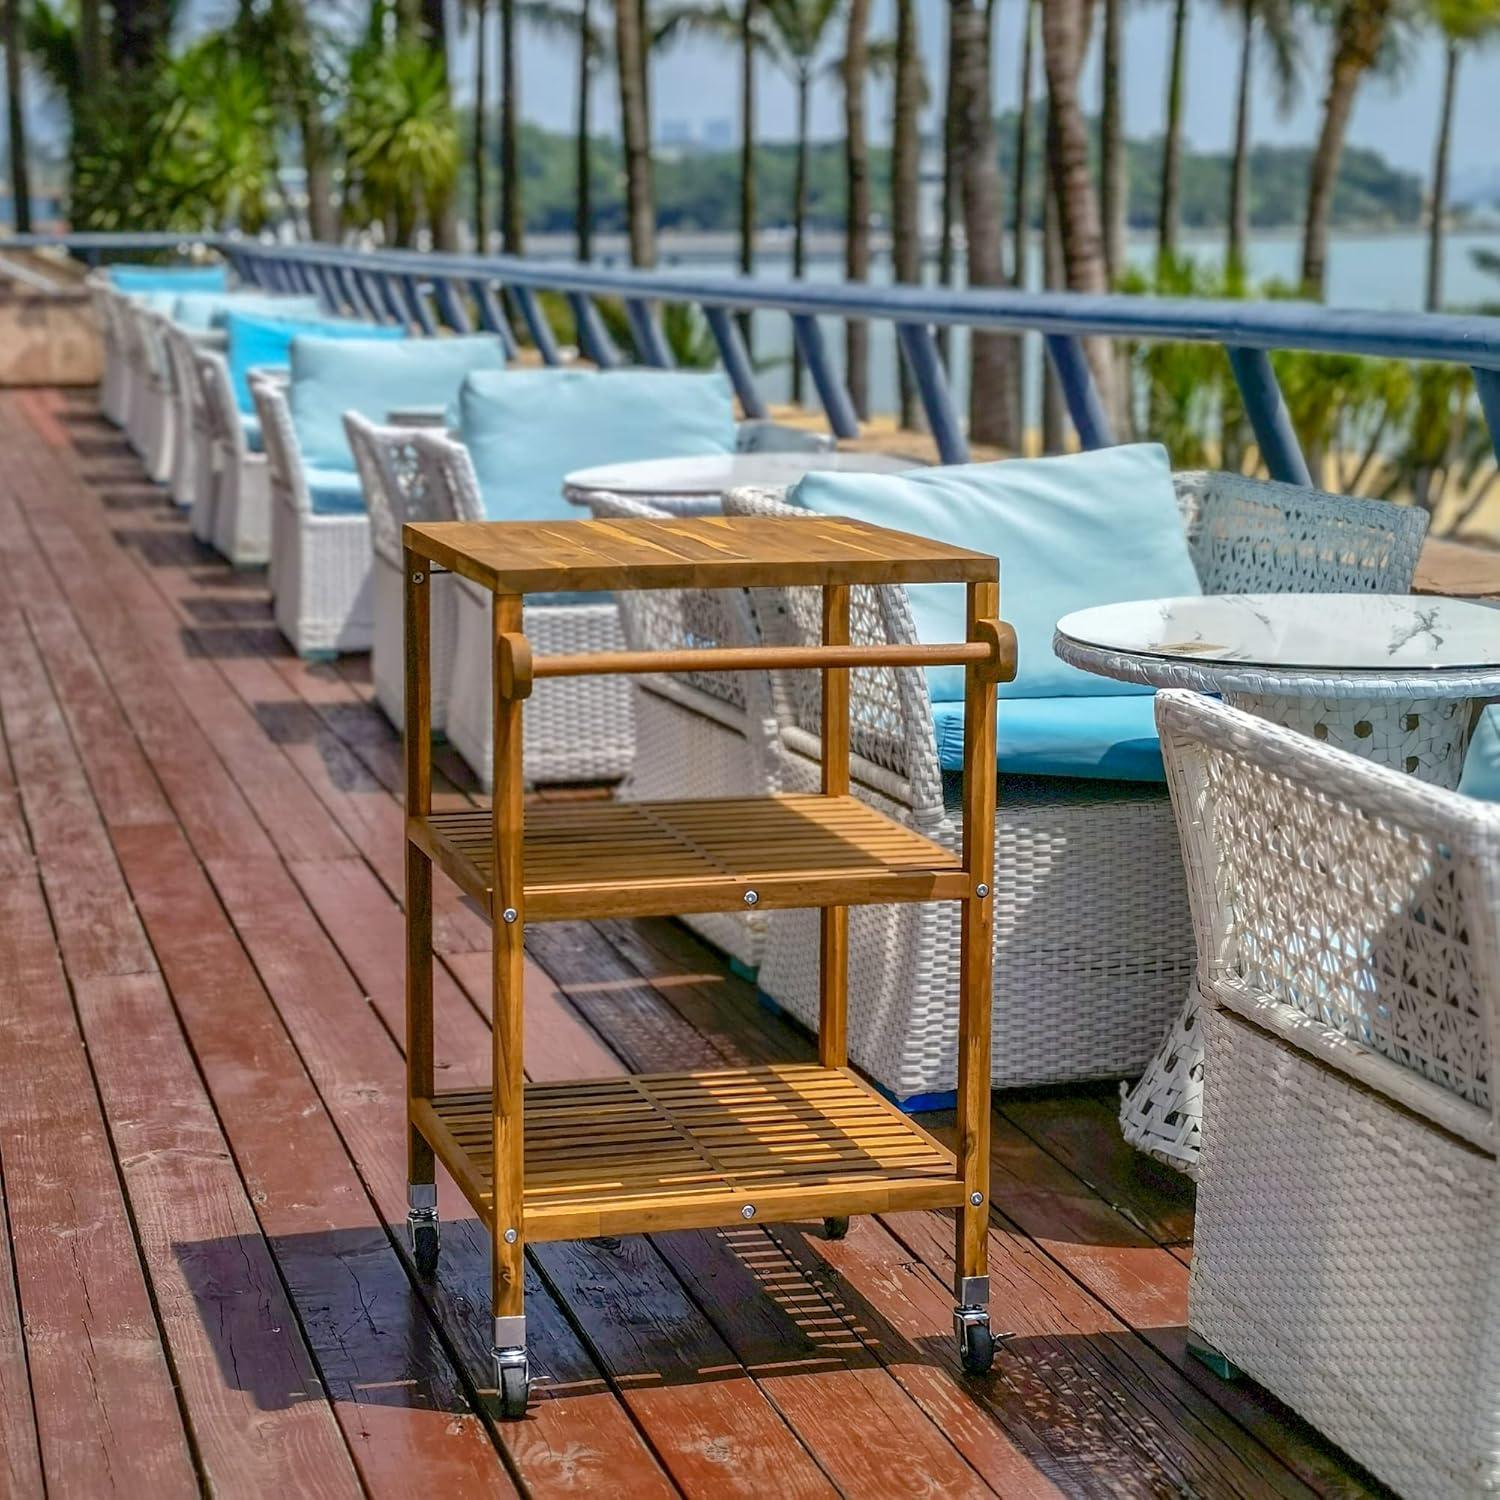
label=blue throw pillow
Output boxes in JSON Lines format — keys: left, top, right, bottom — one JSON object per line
{"left": 172, "top": 292, "right": 322, "bottom": 330}
{"left": 110, "top": 263, "right": 229, "bottom": 293}
{"left": 791, "top": 444, "right": 1200, "bottom": 702}
{"left": 225, "top": 311, "right": 406, "bottom": 414}
{"left": 933, "top": 696, "right": 1164, "bottom": 781}
{"left": 1460, "top": 706, "right": 1500, "bottom": 804}
{"left": 459, "top": 368, "right": 737, "bottom": 522}
{"left": 290, "top": 334, "right": 509, "bottom": 471}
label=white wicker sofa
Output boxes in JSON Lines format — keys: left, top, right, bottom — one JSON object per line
{"left": 722, "top": 473, "right": 1429, "bottom": 1102}
{"left": 1158, "top": 689, "right": 1500, "bottom": 1500}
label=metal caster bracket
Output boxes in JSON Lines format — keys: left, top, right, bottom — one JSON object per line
{"left": 492, "top": 1338, "right": 531, "bottom": 1420}
{"left": 954, "top": 1304, "right": 1005, "bottom": 1377}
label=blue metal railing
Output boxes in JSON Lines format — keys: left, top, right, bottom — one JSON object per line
{"left": 16, "top": 228, "right": 1500, "bottom": 480}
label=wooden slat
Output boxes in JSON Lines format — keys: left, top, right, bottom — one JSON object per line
{"left": 403, "top": 513, "right": 996, "bottom": 595}
{"left": 414, "top": 794, "right": 968, "bottom": 919}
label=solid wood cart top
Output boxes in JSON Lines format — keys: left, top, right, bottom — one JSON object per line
{"left": 402, "top": 513, "right": 997, "bottom": 595}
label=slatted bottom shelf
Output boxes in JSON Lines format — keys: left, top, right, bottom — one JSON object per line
{"left": 409, "top": 795, "right": 969, "bottom": 920}
{"left": 414, "top": 1064, "right": 964, "bottom": 1240}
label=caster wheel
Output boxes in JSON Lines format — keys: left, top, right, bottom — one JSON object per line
{"left": 958, "top": 1320, "right": 995, "bottom": 1376}
{"left": 823, "top": 1216, "right": 849, "bottom": 1241}
{"left": 497, "top": 1361, "right": 530, "bottom": 1420}
{"left": 411, "top": 1222, "right": 440, "bottom": 1276}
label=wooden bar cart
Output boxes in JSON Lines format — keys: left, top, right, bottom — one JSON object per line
{"left": 401, "top": 514, "right": 1013, "bottom": 1416}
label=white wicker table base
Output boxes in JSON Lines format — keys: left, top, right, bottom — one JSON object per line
{"left": 1119, "top": 688, "right": 1482, "bottom": 1176}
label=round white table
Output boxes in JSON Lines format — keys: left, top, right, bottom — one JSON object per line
{"left": 1052, "top": 591, "right": 1500, "bottom": 1176}
{"left": 563, "top": 451, "right": 921, "bottom": 515}
{"left": 1055, "top": 592, "right": 1500, "bottom": 789}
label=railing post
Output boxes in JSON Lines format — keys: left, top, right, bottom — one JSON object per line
{"left": 357, "top": 270, "right": 393, "bottom": 322}
{"left": 469, "top": 279, "right": 520, "bottom": 358}
{"left": 791, "top": 314, "right": 860, "bottom": 440}
{"left": 402, "top": 274, "right": 439, "bottom": 336}
{"left": 704, "top": 304, "right": 766, "bottom": 418}
{"left": 568, "top": 292, "right": 621, "bottom": 369}
{"left": 896, "top": 323, "right": 969, "bottom": 464}
{"left": 432, "top": 277, "right": 474, "bottom": 334}
{"left": 624, "top": 298, "right": 674, "bottom": 368}
{"left": 1226, "top": 345, "right": 1313, "bottom": 487}
{"left": 1043, "top": 334, "right": 1116, "bottom": 450}
{"left": 1473, "top": 366, "right": 1500, "bottom": 470}
{"left": 378, "top": 273, "right": 410, "bottom": 326}
{"left": 510, "top": 286, "right": 561, "bottom": 366}
{"left": 340, "top": 265, "right": 375, "bottom": 320}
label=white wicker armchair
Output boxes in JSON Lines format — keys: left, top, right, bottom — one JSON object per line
{"left": 1158, "top": 689, "right": 1500, "bottom": 1500}
{"left": 722, "top": 472, "right": 1429, "bottom": 1101}
{"left": 251, "top": 371, "right": 375, "bottom": 656}
{"left": 126, "top": 304, "right": 175, "bottom": 481}
{"left": 87, "top": 274, "right": 130, "bottom": 428}
{"left": 160, "top": 323, "right": 223, "bottom": 511}
{"left": 193, "top": 351, "right": 274, "bottom": 566}
{"left": 385, "top": 429, "right": 635, "bottom": 787}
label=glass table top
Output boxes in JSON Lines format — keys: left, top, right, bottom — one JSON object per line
{"left": 563, "top": 449, "right": 920, "bottom": 498}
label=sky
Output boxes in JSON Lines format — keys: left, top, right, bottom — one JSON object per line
{"left": 454, "top": 0, "right": 1500, "bottom": 195}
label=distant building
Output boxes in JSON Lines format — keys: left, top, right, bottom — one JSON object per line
{"left": 659, "top": 119, "right": 695, "bottom": 148}
{"left": 702, "top": 118, "right": 734, "bottom": 150}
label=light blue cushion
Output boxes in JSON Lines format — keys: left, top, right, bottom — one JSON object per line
{"left": 242, "top": 411, "right": 263, "bottom": 454}
{"left": 290, "top": 334, "right": 509, "bottom": 471}
{"left": 791, "top": 444, "right": 1201, "bottom": 703}
{"left": 172, "top": 292, "right": 322, "bottom": 330}
{"left": 110, "top": 263, "right": 228, "bottom": 293}
{"left": 934, "top": 695, "right": 1165, "bottom": 781}
{"left": 459, "top": 368, "right": 738, "bottom": 522}
{"left": 1459, "top": 706, "right": 1500, "bottom": 803}
{"left": 226, "top": 311, "right": 406, "bottom": 415}
{"left": 305, "top": 466, "right": 366, "bottom": 516}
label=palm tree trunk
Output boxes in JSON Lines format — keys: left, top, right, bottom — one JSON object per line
{"left": 936, "top": 4, "right": 960, "bottom": 368}
{"left": 843, "top": 0, "right": 871, "bottom": 418}
{"left": 1041, "top": 0, "right": 1119, "bottom": 425}
{"left": 472, "top": 0, "right": 489, "bottom": 252}
{"left": 892, "top": 0, "right": 922, "bottom": 429}
{"left": 1226, "top": 0, "right": 1254, "bottom": 281}
{"left": 739, "top": 0, "right": 756, "bottom": 279}
{"left": 1425, "top": 37, "right": 1459, "bottom": 313}
{"left": 4, "top": 0, "right": 29, "bottom": 233}
{"left": 791, "top": 65, "right": 810, "bottom": 404}
{"left": 1301, "top": 0, "right": 1393, "bottom": 298}
{"left": 1042, "top": 112, "right": 1066, "bottom": 454}
{"left": 500, "top": 0, "right": 523, "bottom": 252}
{"left": 577, "top": 0, "right": 593, "bottom": 260}
{"left": 615, "top": 0, "right": 656, "bottom": 266}
{"left": 1013, "top": 0, "right": 1037, "bottom": 292}
{"left": 1157, "top": 0, "right": 1188, "bottom": 266}
{"left": 79, "top": 0, "right": 104, "bottom": 88}
{"left": 1100, "top": 0, "right": 1124, "bottom": 284}
{"left": 950, "top": 0, "right": 1017, "bottom": 450}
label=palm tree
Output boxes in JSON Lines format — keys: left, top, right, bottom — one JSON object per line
{"left": 1222, "top": 0, "right": 1299, "bottom": 278}
{"left": 615, "top": 0, "right": 655, "bottom": 264}
{"left": 1424, "top": 0, "right": 1500, "bottom": 310}
{"left": 950, "top": 0, "right": 1018, "bottom": 449}
{"left": 762, "top": 0, "right": 840, "bottom": 398}
{"left": 1041, "top": 0, "right": 1119, "bottom": 421}
{"left": 1099, "top": 0, "right": 1125, "bottom": 283}
{"left": 738, "top": 0, "right": 756, "bottom": 284}
{"left": 842, "top": 0, "right": 870, "bottom": 416}
{"left": 1301, "top": 0, "right": 1403, "bottom": 297}
{"left": 1157, "top": 0, "right": 1189, "bottom": 265}
{"left": 467, "top": 0, "right": 488, "bottom": 248}
{"left": 5, "top": 0, "right": 32, "bottom": 232}
{"left": 891, "top": 0, "right": 922, "bottom": 427}
{"left": 499, "top": 0, "right": 522, "bottom": 250}
{"left": 1013, "top": 0, "right": 1038, "bottom": 292}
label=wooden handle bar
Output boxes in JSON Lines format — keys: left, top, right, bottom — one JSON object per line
{"left": 528, "top": 628, "right": 1018, "bottom": 682}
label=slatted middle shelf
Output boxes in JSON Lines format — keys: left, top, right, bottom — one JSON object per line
{"left": 413, "top": 1064, "right": 964, "bottom": 1240}
{"left": 409, "top": 794, "right": 969, "bottom": 919}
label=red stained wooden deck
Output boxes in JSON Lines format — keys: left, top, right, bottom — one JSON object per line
{"left": 0, "top": 388, "right": 1391, "bottom": 1499}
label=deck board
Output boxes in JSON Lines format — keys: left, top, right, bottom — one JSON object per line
{"left": 0, "top": 387, "right": 1392, "bottom": 1499}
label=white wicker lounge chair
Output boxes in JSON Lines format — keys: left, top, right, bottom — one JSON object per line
{"left": 131, "top": 306, "right": 177, "bottom": 482}
{"left": 722, "top": 473, "right": 1428, "bottom": 1101}
{"left": 87, "top": 274, "right": 129, "bottom": 428}
{"left": 191, "top": 351, "right": 274, "bottom": 565}
{"left": 394, "top": 428, "right": 635, "bottom": 787}
{"left": 1157, "top": 688, "right": 1500, "bottom": 1500}
{"left": 160, "top": 322, "right": 223, "bottom": 511}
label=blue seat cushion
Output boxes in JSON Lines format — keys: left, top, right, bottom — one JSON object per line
{"left": 226, "top": 311, "right": 407, "bottom": 414}
{"left": 459, "top": 368, "right": 738, "bottom": 522}
{"left": 791, "top": 444, "right": 1201, "bottom": 703}
{"left": 172, "top": 291, "right": 322, "bottom": 330}
{"left": 1460, "top": 705, "right": 1500, "bottom": 803}
{"left": 110, "top": 264, "right": 228, "bottom": 292}
{"left": 305, "top": 466, "right": 366, "bottom": 516}
{"left": 291, "top": 334, "right": 509, "bottom": 471}
{"left": 934, "top": 695, "right": 1165, "bottom": 781}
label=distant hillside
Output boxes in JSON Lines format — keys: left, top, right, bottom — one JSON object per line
{"left": 465, "top": 112, "right": 1424, "bottom": 238}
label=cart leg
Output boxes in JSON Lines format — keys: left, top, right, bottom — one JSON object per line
{"left": 820, "top": 585, "right": 851, "bottom": 1243}
{"left": 405, "top": 550, "right": 438, "bottom": 1275}
{"left": 955, "top": 578, "right": 1000, "bottom": 1376}
{"left": 491, "top": 593, "right": 530, "bottom": 1418}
